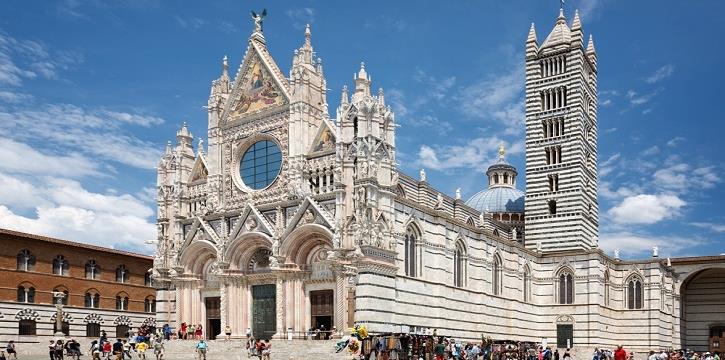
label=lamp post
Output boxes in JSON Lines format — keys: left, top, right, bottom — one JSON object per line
{"left": 52, "top": 291, "right": 66, "bottom": 337}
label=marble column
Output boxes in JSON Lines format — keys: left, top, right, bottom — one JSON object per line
{"left": 218, "top": 278, "right": 228, "bottom": 337}
{"left": 275, "top": 276, "right": 286, "bottom": 338}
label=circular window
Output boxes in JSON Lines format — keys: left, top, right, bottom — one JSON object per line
{"left": 240, "top": 140, "right": 282, "bottom": 190}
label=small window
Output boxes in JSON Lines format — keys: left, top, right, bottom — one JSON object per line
{"left": 116, "top": 295, "right": 129, "bottom": 311}
{"left": 116, "top": 265, "right": 129, "bottom": 283}
{"left": 85, "top": 292, "right": 100, "bottom": 308}
{"left": 53, "top": 255, "right": 69, "bottom": 276}
{"left": 144, "top": 272, "right": 153, "bottom": 287}
{"left": 145, "top": 297, "right": 156, "bottom": 313}
{"left": 17, "top": 286, "right": 35, "bottom": 303}
{"left": 86, "top": 260, "right": 100, "bottom": 279}
{"left": 627, "top": 278, "right": 644, "bottom": 309}
{"left": 492, "top": 255, "right": 503, "bottom": 295}
{"left": 86, "top": 323, "right": 101, "bottom": 337}
{"left": 18, "top": 319, "right": 36, "bottom": 335}
{"left": 548, "top": 200, "right": 557, "bottom": 215}
{"left": 16, "top": 250, "right": 35, "bottom": 271}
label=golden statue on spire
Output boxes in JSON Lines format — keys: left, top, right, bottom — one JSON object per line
{"left": 498, "top": 143, "right": 506, "bottom": 158}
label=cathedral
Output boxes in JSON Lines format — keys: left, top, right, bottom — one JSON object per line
{"left": 152, "top": 8, "right": 725, "bottom": 352}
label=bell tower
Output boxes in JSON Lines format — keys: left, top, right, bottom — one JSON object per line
{"left": 524, "top": 8, "right": 599, "bottom": 252}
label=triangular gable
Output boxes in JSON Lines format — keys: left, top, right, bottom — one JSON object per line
{"left": 188, "top": 154, "right": 209, "bottom": 183}
{"left": 180, "top": 216, "right": 221, "bottom": 252}
{"left": 223, "top": 40, "right": 290, "bottom": 122}
{"left": 308, "top": 119, "right": 337, "bottom": 154}
{"left": 229, "top": 203, "right": 275, "bottom": 239}
{"left": 281, "top": 196, "right": 334, "bottom": 239}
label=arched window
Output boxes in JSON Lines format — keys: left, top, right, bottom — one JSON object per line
{"left": 18, "top": 319, "right": 36, "bottom": 335}
{"left": 404, "top": 226, "right": 419, "bottom": 277}
{"left": 453, "top": 241, "right": 466, "bottom": 287}
{"left": 86, "top": 260, "right": 100, "bottom": 279}
{"left": 53, "top": 287, "right": 69, "bottom": 305}
{"left": 523, "top": 266, "right": 531, "bottom": 303}
{"left": 53, "top": 321, "right": 70, "bottom": 336}
{"left": 116, "top": 294, "right": 129, "bottom": 311}
{"left": 558, "top": 271, "right": 574, "bottom": 304}
{"left": 116, "top": 325, "right": 130, "bottom": 338}
{"left": 144, "top": 272, "right": 153, "bottom": 287}
{"left": 492, "top": 254, "right": 502, "bottom": 295}
{"left": 16, "top": 249, "right": 35, "bottom": 271}
{"left": 145, "top": 297, "right": 156, "bottom": 313}
{"left": 603, "top": 271, "right": 610, "bottom": 307}
{"left": 53, "top": 255, "right": 70, "bottom": 276}
{"left": 17, "top": 285, "right": 35, "bottom": 303}
{"left": 627, "top": 277, "right": 644, "bottom": 309}
{"left": 85, "top": 291, "right": 100, "bottom": 308}
{"left": 116, "top": 265, "right": 129, "bottom": 283}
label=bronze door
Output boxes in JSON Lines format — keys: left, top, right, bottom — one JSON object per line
{"left": 205, "top": 297, "right": 221, "bottom": 340}
{"left": 252, "top": 284, "right": 276, "bottom": 340}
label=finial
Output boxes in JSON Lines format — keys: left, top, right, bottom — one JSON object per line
{"left": 652, "top": 246, "right": 659, "bottom": 258}
{"left": 572, "top": 9, "right": 581, "bottom": 30}
{"left": 559, "top": 0, "right": 565, "bottom": 11}
{"left": 614, "top": 249, "right": 620, "bottom": 260}
{"left": 420, "top": 168, "right": 426, "bottom": 182}
{"left": 498, "top": 143, "right": 506, "bottom": 159}
{"left": 587, "top": 34, "right": 596, "bottom": 53}
{"left": 222, "top": 55, "right": 229, "bottom": 77}
{"left": 455, "top": 188, "right": 461, "bottom": 200}
{"left": 198, "top": 137, "right": 204, "bottom": 152}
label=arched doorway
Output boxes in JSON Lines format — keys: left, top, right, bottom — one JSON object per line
{"left": 681, "top": 268, "right": 725, "bottom": 352}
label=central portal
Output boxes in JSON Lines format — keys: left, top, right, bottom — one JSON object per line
{"left": 205, "top": 297, "right": 221, "bottom": 340}
{"left": 311, "top": 289, "right": 334, "bottom": 338}
{"left": 252, "top": 284, "right": 276, "bottom": 340}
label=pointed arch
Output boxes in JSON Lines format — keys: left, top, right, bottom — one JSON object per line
{"left": 453, "top": 238, "right": 467, "bottom": 287}
{"left": 556, "top": 266, "right": 575, "bottom": 304}
{"left": 279, "top": 223, "right": 333, "bottom": 266}
{"left": 603, "top": 269, "right": 611, "bottom": 307}
{"left": 625, "top": 273, "right": 644, "bottom": 309}
{"left": 395, "top": 184, "right": 406, "bottom": 198}
{"left": 404, "top": 221, "right": 422, "bottom": 278}
{"left": 523, "top": 264, "right": 532, "bottom": 303}
{"left": 465, "top": 216, "right": 476, "bottom": 227}
{"left": 179, "top": 239, "right": 217, "bottom": 275}
{"left": 492, "top": 253, "right": 503, "bottom": 295}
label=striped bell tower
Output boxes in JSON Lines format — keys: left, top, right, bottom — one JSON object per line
{"left": 524, "top": 7, "right": 599, "bottom": 252}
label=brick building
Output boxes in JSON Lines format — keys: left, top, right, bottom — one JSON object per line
{"left": 0, "top": 228, "right": 156, "bottom": 343}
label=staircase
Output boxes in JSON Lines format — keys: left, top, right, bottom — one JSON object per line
{"left": 162, "top": 339, "right": 351, "bottom": 360}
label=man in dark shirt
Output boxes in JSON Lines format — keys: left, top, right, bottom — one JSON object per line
{"left": 112, "top": 339, "right": 124, "bottom": 360}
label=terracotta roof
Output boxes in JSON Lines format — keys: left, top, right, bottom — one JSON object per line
{"left": 0, "top": 228, "right": 154, "bottom": 260}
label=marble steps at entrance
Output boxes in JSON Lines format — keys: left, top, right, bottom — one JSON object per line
{"left": 162, "top": 339, "right": 352, "bottom": 360}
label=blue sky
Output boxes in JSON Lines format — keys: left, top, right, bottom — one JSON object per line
{"left": 0, "top": 0, "right": 723, "bottom": 258}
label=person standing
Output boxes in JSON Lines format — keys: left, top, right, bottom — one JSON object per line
{"left": 187, "top": 324, "right": 195, "bottom": 341}
{"left": 152, "top": 338, "right": 164, "bottom": 360}
{"left": 122, "top": 340, "right": 133, "bottom": 360}
{"left": 113, "top": 339, "right": 124, "bottom": 360}
{"left": 135, "top": 341, "right": 148, "bottom": 360}
{"left": 615, "top": 346, "right": 627, "bottom": 360}
{"left": 195, "top": 324, "right": 203, "bottom": 340}
{"left": 224, "top": 325, "right": 232, "bottom": 341}
{"left": 555, "top": 349, "right": 561, "bottom": 360}
{"left": 261, "top": 340, "right": 271, "bottom": 360}
{"left": 54, "top": 340, "right": 65, "bottom": 360}
{"left": 5, "top": 341, "right": 16, "bottom": 360}
{"left": 195, "top": 340, "right": 208, "bottom": 360}
{"left": 563, "top": 349, "right": 572, "bottom": 360}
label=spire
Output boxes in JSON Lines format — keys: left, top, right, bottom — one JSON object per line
{"left": 295, "top": 23, "right": 314, "bottom": 66}
{"left": 540, "top": 8, "right": 572, "bottom": 50}
{"left": 341, "top": 85, "right": 349, "bottom": 105}
{"left": 176, "top": 122, "right": 193, "bottom": 146}
{"left": 587, "top": 34, "right": 596, "bottom": 53}
{"left": 222, "top": 55, "right": 229, "bottom": 78}
{"left": 352, "top": 62, "right": 372, "bottom": 102}
{"left": 526, "top": 22, "right": 539, "bottom": 57}
{"left": 587, "top": 34, "right": 597, "bottom": 67}
{"left": 304, "top": 23, "right": 311, "bottom": 47}
{"left": 377, "top": 87, "right": 385, "bottom": 105}
{"left": 570, "top": 9, "right": 583, "bottom": 46}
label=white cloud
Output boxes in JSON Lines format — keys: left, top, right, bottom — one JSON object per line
{"left": 285, "top": 8, "right": 315, "bottom": 30}
{"left": 0, "top": 172, "right": 155, "bottom": 253}
{"left": 690, "top": 222, "right": 725, "bottom": 233}
{"left": 642, "top": 145, "right": 660, "bottom": 156}
{"left": 599, "top": 182, "right": 641, "bottom": 200}
{"left": 598, "top": 153, "right": 620, "bottom": 177}
{"left": 645, "top": 64, "right": 675, "bottom": 84}
{"left": 0, "top": 103, "right": 163, "bottom": 169}
{"left": 666, "top": 136, "right": 685, "bottom": 147}
{"left": 0, "top": 90, "right": 32, "bottom": 103}
{"left": 417, "top": 137, "right": 523, "bottom": 171}
{"left": 653, "top": 163, "right": 719, "bottom": 192}
{"left": 458, "top": 65, "right": 524, "bottom": 134}
{"left": 626, "top": 88, "right": 661, "bottom": 106}
{"left": 364, "top": 14, "right": 407, "bottom": 32}
{"left": 174, "top": 16, "right": 206, "bottom": 30}
{"left": 0, "top": 138, "right": 100, "bottom": 177}
{"left": 607, "top": 194, "right": 686, "bottom": 225}
{"left": 0, "top": 30, "right": 82, "bottom": 86}
{"left": 218, "top": 21, "right": 238, "bottom": 34}
{"left": 599, "top": 231, "right": 704, "bottom": 258}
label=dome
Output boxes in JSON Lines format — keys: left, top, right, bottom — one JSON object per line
{"left": 466, "top": 187, "right": 525, "bottom": 214}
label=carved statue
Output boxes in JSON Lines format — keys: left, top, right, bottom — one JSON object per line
{"left": 511, "top": 227, "right": 518, "bottom": 240}
{"left": 332, "top": 231, "right": 341, "bottom": 249}
{"left": 435, "top": 193, "right": 444, "bottom": 209}
{"left": 455, "top": 188, "right": 461, "bottom": 200}
{"left": 420, "top": 168, "right": 426, "bottom": 182}
{"left": 250, "top": 9, "right": 267, "bottom": 33}
{"left": 369, "top": 161, "right": 378, "bottom": 177}
{"left": 271, "top": 238, "right": 280, "bottom": 255}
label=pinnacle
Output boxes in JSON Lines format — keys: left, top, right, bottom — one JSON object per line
{"left": 587, "top": 34, "right": 596, "bottom": 53}
{"left": 527, "top": 22, "right": 538, "bottom": 43}
{"left": 572, "top": 9, "right": 581, "bottom": 30}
